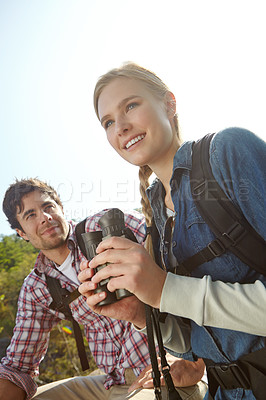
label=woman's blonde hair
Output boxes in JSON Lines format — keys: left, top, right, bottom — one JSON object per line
{"left": 94, "top": 62, "right": 181, "bottom": 257}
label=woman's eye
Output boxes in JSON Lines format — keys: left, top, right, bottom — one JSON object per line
{"left": 126, "top": 102, "right": 138, "bottom": 111}
{"left": 105, "top": 120, "right": 113, "bottom": 129}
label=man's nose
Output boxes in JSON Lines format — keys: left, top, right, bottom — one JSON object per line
{"left": 41, "top": 211, "right": 52, "bottom": 223}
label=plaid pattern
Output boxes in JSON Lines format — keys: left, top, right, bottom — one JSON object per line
{"left": 0, "top": 210, "right": 150, "bottom": 399}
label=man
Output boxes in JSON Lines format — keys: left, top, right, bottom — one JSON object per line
{"left": 0, "top": 178, "right": 206, "bottom": 400}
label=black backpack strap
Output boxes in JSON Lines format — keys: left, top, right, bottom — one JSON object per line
{"left": 179, "top": 133, "right": 266, "bottom": 276}
{"left": 144, "top": 224, "right": 183, "bottom": 400}
{"left": 145, "top": 305, "right": 182, "bottom": 400}
{"left": 145, "top": 305, "right": 163, "bottom": 400}
{"left": 45, "top": 274, "right": 89, "bottom": 371}
{"left": 75, "top": 218, "right": 87, "bottom": 257}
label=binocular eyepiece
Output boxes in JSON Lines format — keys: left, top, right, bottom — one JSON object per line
{"left": 81, "top": 208, "right": 133, "bottom": 306}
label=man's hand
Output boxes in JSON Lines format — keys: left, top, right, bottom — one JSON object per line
{"left": 0, "top": 378, "right": 26, "bottom": 400}
{"left": 128, "top": 355, "right": 205, "bottom": 393}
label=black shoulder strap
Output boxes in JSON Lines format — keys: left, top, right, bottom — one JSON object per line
{"left": 144, "top": 227, "right": 182, "bottom": 400}
{"left": 75, "top": 218, "right": 87, "bottom": 257}
{"left": 186, "top": 133, "right": 266, "bottom": 275}
{"left": 45, "top": 274, "right": 89, "bottom": 371}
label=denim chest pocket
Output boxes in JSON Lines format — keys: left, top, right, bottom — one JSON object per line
{"left": 181, "top": 205, "right": 251, "bottom": 282}
{"left": 185, "top": 205, "right": 215, "bottom": 250}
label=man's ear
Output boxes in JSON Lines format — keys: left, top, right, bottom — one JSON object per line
{"left": 16, "top": 228, "right": 29, "bottom": 242}
{"left": 165, "top": 91, "right": 176, "bottom": 118}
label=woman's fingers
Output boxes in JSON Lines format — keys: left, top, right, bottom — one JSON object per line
{"left": 80, "top": 260, "right": 89, "bottom": 271}
{"left": 78, "top": 264, "right": 94, "bottom": 282}
{"left": 96, "top": 236, "right": 134, "bottom": 253}
{"left": 78, "top": 235, "right": 166, "bottom": 308}
{"left": 89, "top": 238, "right": 142, "bottom": 271}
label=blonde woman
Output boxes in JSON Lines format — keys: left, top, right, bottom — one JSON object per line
{"left": 79, "top": 63, "right": 266, "bottom": 400}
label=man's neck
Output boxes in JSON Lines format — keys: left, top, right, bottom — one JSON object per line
{"left": 42, "top": 244, "right": 71, "bottom": 266}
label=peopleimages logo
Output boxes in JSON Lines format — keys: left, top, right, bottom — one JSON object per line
{"left": 54, "top": 179, "right": 140, "bottom": 203}
{"left": 50, "top": 178, "right": 142, "bottom": 221}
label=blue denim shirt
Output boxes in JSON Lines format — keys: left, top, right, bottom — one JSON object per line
{"left": 146, "top": 127, "right": 266, "bottom": 399}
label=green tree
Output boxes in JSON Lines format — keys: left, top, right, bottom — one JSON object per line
{"left": 0, "top": 234, "right": 38, "bottom": 271}
{"left": 0, "top": 235, "right": 36, "bottom": 337}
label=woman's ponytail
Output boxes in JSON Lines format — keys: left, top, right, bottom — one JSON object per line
{"left": 139, "top": 165, "right": 155, "bottom": 259}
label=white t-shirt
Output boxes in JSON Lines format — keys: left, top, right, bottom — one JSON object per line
{"left": 57, "top": 252, "right": 80, "bottom": 286}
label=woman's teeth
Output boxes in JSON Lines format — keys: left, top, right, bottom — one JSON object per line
{"left": 125, "top": 134, "right": 145, "bottom": 149}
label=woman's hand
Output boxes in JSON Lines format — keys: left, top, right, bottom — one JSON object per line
{"left": 128, "top": 355, "right": 205, "bottom": 392}
{"left": 78, "top": 267, "right": 147, "bottom": 327}
{"left": 78, "top": 236, "right": 167, "bottom": 309}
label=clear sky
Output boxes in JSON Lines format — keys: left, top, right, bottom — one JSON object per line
{"left": 0, "top": 0, "right": 265, "bottom": 235}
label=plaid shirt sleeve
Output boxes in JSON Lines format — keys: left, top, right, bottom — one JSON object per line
{"left": 0, "top": 270, "right": 61, "bottom": 399}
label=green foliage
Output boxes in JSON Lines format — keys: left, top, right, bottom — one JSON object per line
{"left": 0, "top": 234, "right": 97, "bottom": 383}
{"left": 0, "top": 234, "right": 38, "bottom": 271}
{"left": 0, "top": 235, "right": 36, "bottom": 338}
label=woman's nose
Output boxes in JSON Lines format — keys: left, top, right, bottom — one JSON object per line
{"left": 115, "top": 117, "right": 131, "bottom": 136}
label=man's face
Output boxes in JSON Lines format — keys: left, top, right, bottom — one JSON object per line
{"left": 16, "top": 190, "right": 69, "bottom": 251}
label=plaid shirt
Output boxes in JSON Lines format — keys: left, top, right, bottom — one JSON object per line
{"left": 0, "top": 210, "right": 150, "bottom": 399}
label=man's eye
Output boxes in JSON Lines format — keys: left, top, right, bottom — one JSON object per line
{"left": 26, "top": 213, "right": 35, "bottom": 220}
{"left": 104, "top": 120, "right": 114, "bottom": 129}
{"left": 45, "top": 205, "right": 54, "bottom": 212}
{"left": 126, "top": 102, "right": 138, "bottom": 111}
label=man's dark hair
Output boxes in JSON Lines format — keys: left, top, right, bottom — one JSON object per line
{"left": 2, "top": 178, "right": 63, "bottom": 231}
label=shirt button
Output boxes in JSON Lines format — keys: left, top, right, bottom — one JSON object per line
{"left": 172, "top": 241, "right": 177, "bottom": 247}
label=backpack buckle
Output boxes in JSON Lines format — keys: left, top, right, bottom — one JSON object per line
{"left": 207, "top": 239, "right": 225, "bottom": 257}
{"left": 192, "top": 180, "right": 207, "bottom": 197}
{"left": 207, "top": 362, "right": 251, "bottom": 390}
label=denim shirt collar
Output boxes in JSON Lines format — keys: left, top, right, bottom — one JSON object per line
{"left": 172, "top": 140, "right": 193, "bottom": 172}
{"left": 146, "top": 140, "right": 193, "bottom": 235}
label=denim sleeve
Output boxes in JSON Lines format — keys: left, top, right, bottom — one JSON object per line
{"left": 210, "top": 127, "right": 266, "bottom": 240}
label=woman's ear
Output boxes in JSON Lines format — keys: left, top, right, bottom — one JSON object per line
{"left": 165, "top": 91, "right": 176, "bottom": 117}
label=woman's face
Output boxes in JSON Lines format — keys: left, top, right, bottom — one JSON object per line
{"left": 97, "top": 77, "right": 178, "bottom": 168}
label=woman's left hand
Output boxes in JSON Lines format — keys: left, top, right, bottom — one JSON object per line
{"left": 78, "top": 236, "right": 167, "bottom": 309}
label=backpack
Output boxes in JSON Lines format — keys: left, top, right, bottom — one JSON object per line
{"left": 148, "top": 133, "right": 266, "bottom": 400}
{"left": 185, "top": 132, "right": 265, "bottom": 275}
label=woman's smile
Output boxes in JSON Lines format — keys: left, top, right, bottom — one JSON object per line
{"left": 124, "top": 134, "right": 146, "bottom": 150}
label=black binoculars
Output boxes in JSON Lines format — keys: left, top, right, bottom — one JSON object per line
{"left": 81, "top": 208, "right": 136, "bottom": 306}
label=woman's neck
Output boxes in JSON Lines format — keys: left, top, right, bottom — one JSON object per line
{"left": 149, "top": 145, "right": 177, "bottom": 212}
{"left": 164, "top": 187, "right": 175, "bottom": 211}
